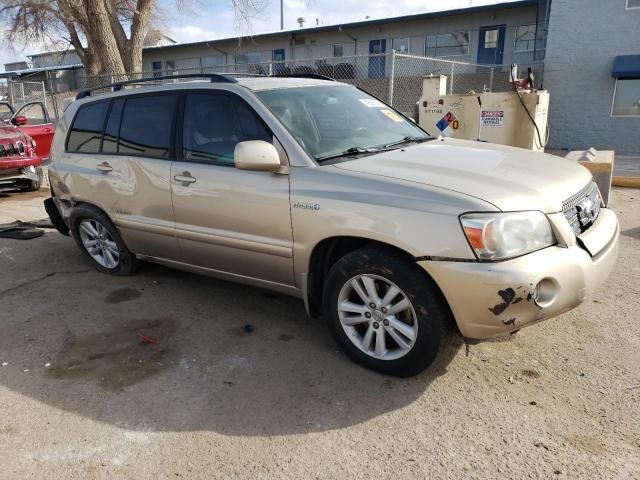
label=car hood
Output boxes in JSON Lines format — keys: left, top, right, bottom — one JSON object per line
{"left": 333, "top": 138, "right": 593, "bottom": 212}
{"left": 0, "top": 123, "right": 28, "bottom": 143}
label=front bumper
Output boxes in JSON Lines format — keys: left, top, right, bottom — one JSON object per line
{"left": 0, "top": 165, "right": 40, "bottom": 191}
{"left": 420, "top": 208, "right": 619, "bottom": 339}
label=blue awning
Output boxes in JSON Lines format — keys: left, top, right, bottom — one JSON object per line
{"left": 612, "top": 55, "right": 640, "bottom": 79}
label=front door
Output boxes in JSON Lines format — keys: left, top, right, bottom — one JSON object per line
{"left": 12, "top": 102, "right": 55, "bottom": 160}
{"left": 171, "top": 91, "right": 294, "bottom": 287}
{"left": 477, "top": 25, "right": 506, "bottom": 65}
{"left": 368, "top": 39, "right": 387, "bottom": 78}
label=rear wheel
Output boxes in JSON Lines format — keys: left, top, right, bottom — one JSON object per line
{"left": 323, "top": 246, "right": 450, "bottom": 377}
{"left": 69, "top": 204, "right": 138, "bottom": 275}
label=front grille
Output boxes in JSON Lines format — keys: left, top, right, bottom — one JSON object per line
{"left": 562, "top": 181, "right": 602, "bottom": 236}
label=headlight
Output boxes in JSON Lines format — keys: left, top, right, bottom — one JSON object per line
{"left": 460, "top": 211, "right": 555, "bottom": 261}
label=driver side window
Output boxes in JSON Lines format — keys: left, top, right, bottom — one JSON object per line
{"left": 182, "top": 93, "right": 272, "bottom": 166}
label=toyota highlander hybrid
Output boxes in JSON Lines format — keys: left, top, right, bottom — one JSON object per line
{"left": 44, "top": 74, "right": 619, "bottom": 376}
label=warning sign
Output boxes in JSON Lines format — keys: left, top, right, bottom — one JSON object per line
{"left": 435, "top": 111, "right": 462, "bottom": 137}
{"left": 481, "top": 110, "right": 504, "bottom": 127}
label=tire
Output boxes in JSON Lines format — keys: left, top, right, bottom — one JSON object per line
{"left": 23, "top": 167, "right": 43, "bottom": 192}
{"left": 69, "top": 204, "right": 138, "bottom": 276}
{"left": 323, "top": 246, "right": 450, "bottom": 377}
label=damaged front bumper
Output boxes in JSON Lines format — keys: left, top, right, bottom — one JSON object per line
{"left": 419, "top": 208, "right": 619, "bottom": 339}
{"left": 0, "top": 165, "right": 40, "bottom": 191}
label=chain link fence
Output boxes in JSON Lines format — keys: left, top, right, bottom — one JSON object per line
{"left": 5, "top": 52, "right": 544, "bottom": 122}
{"left": 1, "top": 81, "right": 47, "bottom": 108}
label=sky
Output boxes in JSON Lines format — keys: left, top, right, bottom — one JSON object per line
{"left": 1, "top": 0, "right": 517, "bottom": 69}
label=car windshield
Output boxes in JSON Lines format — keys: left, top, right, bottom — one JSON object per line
{"left": 256, "top": 85, "right": 430, "bottom": 162}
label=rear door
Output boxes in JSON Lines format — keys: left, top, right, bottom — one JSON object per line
{"left": 170, "top": 90, "right": 294, "bottom": 286}
{"left": 64, "top": 94, "right": 178, "bottom": 259}
{"left": 12, "top": 102, "right": 55, "bottom": 160}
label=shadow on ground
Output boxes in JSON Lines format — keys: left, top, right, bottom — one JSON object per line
{"left": 0, "top": 234, "right": 461, "bottom": 436}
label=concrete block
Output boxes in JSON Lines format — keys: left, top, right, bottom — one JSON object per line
{"left": 565, "top": 149, "right": 614, "bottom": 205}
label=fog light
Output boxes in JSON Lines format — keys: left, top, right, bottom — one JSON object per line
{"left": 532, "top": 278, "right": 558, "bottom": 308}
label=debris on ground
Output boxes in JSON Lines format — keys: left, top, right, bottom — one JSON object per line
{"left": 0, "top": 220, "right": 55, "bottom": 240}
{"left": 242, "top": 324, "right": 254, "bottom": 333}
{"left": 0, "top": 227, "right": 44, "bottom": 240}
{"left": 136, "top": 333, "right": 160, "bottom": 345}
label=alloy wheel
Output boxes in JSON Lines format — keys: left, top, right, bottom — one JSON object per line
{"left": 78, "top": 219, "right": 120, "bottom": 269}
{"left": 337, "top": 274, "right": 418, "bottom": 361}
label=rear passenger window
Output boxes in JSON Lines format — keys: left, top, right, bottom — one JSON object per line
{"left": 118, "top": 95, "right": 176, "bottom": 158}
{"left": 182, "top": 93, "right": 272, "bottom": 166}
{"left": 67, "top": 101, "right": 109, "bottom": 153}
{"left": 102, "top": 99, "right": 124, "bottom": 153}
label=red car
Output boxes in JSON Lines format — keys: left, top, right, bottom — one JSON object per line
{"left": 0, "top": 101, "right": 55, "bottom": 192}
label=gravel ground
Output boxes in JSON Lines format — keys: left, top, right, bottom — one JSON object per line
{"left": 0, "top": 188, "right": 638, "bottom": 479}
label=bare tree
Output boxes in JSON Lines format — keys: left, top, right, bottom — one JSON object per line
{"left": 0, "top": 0, "right": 277, "bottom": 77}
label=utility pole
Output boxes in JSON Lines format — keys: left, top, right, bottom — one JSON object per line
{"left": 280, "top": 0, "right": 284, "bottom": 30}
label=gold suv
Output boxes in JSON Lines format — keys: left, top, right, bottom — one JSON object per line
{"left": 45, "top": 74, "right": 619, "bottom": 376}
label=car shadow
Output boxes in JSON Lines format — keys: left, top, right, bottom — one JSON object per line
{"left": 622, "top": 226, "right": 640, "bottom": 240}
{"left": 0, "top": 236, "right": 462, "bottom": 436}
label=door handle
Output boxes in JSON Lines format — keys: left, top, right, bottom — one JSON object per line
{"left": 174, "top": 171, "right": 196, "bottom": 185}
{"left": 96, "top": 162, "right": 113, "bottom": 173}
{"left": 43, "top": 127, "right": 53, "bottom": 133}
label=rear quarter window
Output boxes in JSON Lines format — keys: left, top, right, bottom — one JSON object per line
{"left": 66, "top": 101, "right": 110, "bottom": 153}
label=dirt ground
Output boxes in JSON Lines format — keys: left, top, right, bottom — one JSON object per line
{"left": 0, "top": 188, "right": 638, "bottom": 480}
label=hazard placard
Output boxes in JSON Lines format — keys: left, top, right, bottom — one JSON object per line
{"left": 435, "top": 111, "right": 462, "bottom": 137}
{"left": 481, "top": 110, "right": 504, "bottom": 127}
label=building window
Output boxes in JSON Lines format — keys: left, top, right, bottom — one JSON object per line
{"left": 484, "top": 30, "right": 499, "bottom": 49}
{"left": 333, "top": 44, "right": 344, "bottom": 58}
{"left": 627, "top": 0, "right": 640, "bottom": 9}
{"left": 612, "top": 78, "right": 640, "bottom": 116}
{"left": 392, "top": 37, "right": 409, "bottom": 53}
{"left": 235, "top": 52, "right": 261, "bottom": 65}
{"left": 514, "top": 25, "right": 536, "bottom": 52}
{"left": 201, "top": 55, "right": 225, "bottom": 70}
{"left": 426, "top": 32, "right": 470, "bottom": 57}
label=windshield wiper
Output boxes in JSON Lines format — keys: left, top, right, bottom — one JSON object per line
{"left": 380, "top": 136, "right": 431, "bottom": 150}
{"left": 316, "top": 146, "right": 381, "bottom": 162}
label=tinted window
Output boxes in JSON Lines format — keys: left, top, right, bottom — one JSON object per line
{"left": 67, "top": 101, "right": 109, "bottom": 153}
{"left": 182, "top": 93, "right": 271, "bottom": 166}
{"left": 102, "top": 99, "right": 124, "bottom": 153}
{"left": 118, "top": 95, "right": 176, "bottom": 158}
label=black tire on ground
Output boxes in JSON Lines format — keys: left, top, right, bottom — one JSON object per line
{"left": 23, "top": 167, "right": 43, "bottom": 192}
{"left": 323, "top": 245, "right": 451, "bottom": 377}
{"left": 69, "top": 203, "right": 139, "bottom": 276}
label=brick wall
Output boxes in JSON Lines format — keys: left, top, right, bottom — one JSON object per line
{"left": 544, "top": 0, "right": 640, "bottom": 154}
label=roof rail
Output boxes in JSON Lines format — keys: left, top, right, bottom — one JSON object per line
{"left": 273, "top": 73, "right": 335, "bottom": 81}
{"left": 75, "top": 73, "right": 237, "bottom": 100}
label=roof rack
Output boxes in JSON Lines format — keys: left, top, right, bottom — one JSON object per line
{"left": 273, "top": 73, "right": 335, "bottom": 81}
{"left": 75, "top": 73, "right": 237, "bottom": 100}
{"left": 75, "top": 71, "right": 336, "bottom": 100}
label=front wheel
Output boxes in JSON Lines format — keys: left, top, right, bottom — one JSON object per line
{"left": 323, "top": 246, "right": 450, "bottom": 377}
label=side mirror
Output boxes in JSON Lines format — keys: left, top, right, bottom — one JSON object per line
{"left": 13, "top": 115, "right": 27, "bottom": 126}
{"left": 234, "top": 140, "right": 282, "bottom": 173}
